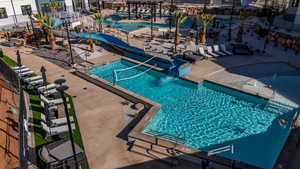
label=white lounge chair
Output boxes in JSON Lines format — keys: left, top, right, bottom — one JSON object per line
{"left": 42, "top": 122, "right": 75, "bottom": 137}
{"left": 40, "top": 94, "right": 63, "bottom": 106}
{"left": 156, "top": 9, "right": 160, "bottom": 14}
{"left": 145, "top": 9, "right": 151, "bottom": 14}
{"left": 140, "top": 9, "right": 146, "bottom": 13}
{"left": 124, "top": 7, "right": 128, "bottom": 12}
{"left": 206, "top": 46, "right": 220, "bottom": 57}
{"left": 28, "top": 79, "right": 44, "bottom": 86}
{"left": 24, "top": 76, "right": 42, "bottom": 83}
{"left": 199, "top": 47, "right": 213, "bottom": 58}
{"left": 137, "top": 8, "right": 141, "bottom": 13}
{"left": 40, "top": 101, "right": 58, "bottom": 112}
{"left": 42, "top": 88, "right": 58, "bottom": 96}
{"left": 213, "top": 45, "right": 227, "bottom": 56}
{"left": 12, "top": 65, "right": 26, "bottom": 70}
{"left": 38, "top": 83, "right": 57, "bottom": 93}
{"left": 164, "top": 10, "right": 169, "bottom": 16}
{"left": 18, "top": 70, "right": 35, "bottom": 77}
{"left": 118, "top": 7, "right": 124, "bottom": 12}
{"left": 41, "top": 113, "right": 74, "bottom": 127}
{"left": 15, "top": 67, "right": 30, "bottom": 73}
{"left": 220, "top": 44, "right": 233, "bottom": 55}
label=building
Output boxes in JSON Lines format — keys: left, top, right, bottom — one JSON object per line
{"left": 0, "top": 0, "right": 90, "bottom": 28}
{"left": 0, "top": 0, "right": 38, "bottom": 28}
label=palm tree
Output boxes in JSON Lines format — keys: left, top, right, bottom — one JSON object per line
{"left": 198, "top": 13, "right": 214, "bottom": 44}
{"left": 92, "top": 13, "right": 106, "bottom": 33}
{"left": 236, "top": 10, "right": 251, "bottom": 43}
{"left": 34, "top": 13, "right": 57, "bottom": 50}
{"left": 49, "top": 2, "right": 63, "bottom": 17}
{"left": 174, "top": 11, "right": 187, "bottom": 51}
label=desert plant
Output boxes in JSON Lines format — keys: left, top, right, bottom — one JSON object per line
{"left": 198, "top": 13, "right": 214, "bottom": 44}
{"left": 174, "top": 11, "right": 187, "bottom": 51}
{"left": 92, "top": 13, "right": 106, "bottom": 33}
{"left": 34, "top": 13, "right": 57, "bottom": 49}
{"left": 50, "top": 1, "right": 63, "bottom": 15}
{"left": 236, "top": 10, "right": 252, "bottom": 42}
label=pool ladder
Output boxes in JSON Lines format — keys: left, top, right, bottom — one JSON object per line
{"left": 144, "top": 129, "right": 186, "bottom": 145}
{"left": 208, "top": 144, "right": 234, "bottom": 156}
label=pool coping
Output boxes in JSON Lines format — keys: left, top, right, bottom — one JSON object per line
{"left": 72, "top": 58, "right": 299, "bottom": 169}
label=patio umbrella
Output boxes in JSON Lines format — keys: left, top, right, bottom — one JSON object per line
{"left": 16, "top": 50, "right": 21, "bottom": 66}
{"left": 40, "top": 66, "right": 47, "bottom": 86}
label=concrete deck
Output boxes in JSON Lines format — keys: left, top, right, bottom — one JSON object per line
{"left": 1, "top": 19, "right": 300, "bottom": 168}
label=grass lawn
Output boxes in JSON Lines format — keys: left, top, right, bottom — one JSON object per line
{"left": 1, "top": 55, "right": 89, "bottom": 169}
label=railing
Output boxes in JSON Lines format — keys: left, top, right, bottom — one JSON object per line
{"left": 143, "top": 129, "right": 186, "bottom": 145}
{"left": 0, "top": 58, "right": 28, "bottom": 169}
{"left": 208, "top": 144, "right": 234, "bottom": 156}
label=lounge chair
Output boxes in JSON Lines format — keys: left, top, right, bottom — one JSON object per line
{"left": 145, "top": 9, "right": 151, "bottom": 14}
{"left": 40, "top": 94, "right": 63, "bottom": 106}
{"left": 140, "top": 8, "right": 145, "bottom": 13}
{"left": 40, "top": 101, "right": 58, "bottom": 113}
{"left": 220, "top": 44, "right": 233, "bottom": 55}
{"left": 118, "top": 7, "right": 123, "bottom": 12}
{"left": 164, "top": 10, "right": 169, "bottom": 16}
{"left": 156, "top": 9, "right": 160, "bottom": 14}
{"left": 14, "top": 67, "right": 30, "bottom": 73}
{"left": 24, "top": 76, "right": 42, "bottom": 83}
{"left": 213, "top": 45, "right": 227, "bottom": 56}
{"left": 137, "top": 8, "right": 142, "bottom": 13}
{"left": 206, "top": 46, "right": 220, "bottom": 57}
{"left": 42, "top": 88, "right": 58, "bottom": 96}
{"left": 41, "top": 122, "right": 75, "bottom": 137}
{"left": 28, "top": 79, "right": 44, "bottom": 86}
{"left": 12, "top": 65, "right": 26, "bottom": 70}
{"left": 38, "top": 83, "right": 57, "bottom": 93}
{"left": 124, "top": 7, "right": 128, "bottom": 12}
{"left": 182, "top": 50, "right": 203, "bottom": 63}
{"left": 18, "top": 70, "right": 35, "bottom": 77}
{"left": 41, "top": 113, "right": 74, "bottom": 127}
{"left": 199, "top": 47, "right": 213, "bottom": 58}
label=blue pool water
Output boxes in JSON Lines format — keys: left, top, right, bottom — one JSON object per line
{"left": 88, "top": 59, "right": 297, "bottom": 169}
{"left": 105, "top": 14, "right": 238, "bottom": 31}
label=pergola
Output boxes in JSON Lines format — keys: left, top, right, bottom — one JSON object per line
{"left": 125, "top": 0, "right": 164, "bottom": 20}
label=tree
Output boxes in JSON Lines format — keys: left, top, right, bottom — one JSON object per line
{"left": 198, "top": 13, "right": 214, "bottom": 44}
{"left": 92, "top": 13, "right": 106, "bottom": 33}
{"left": 236, "top": 10, "right": 252, "bottom": 43}
{"left": 50, "top": 1, "right": 63, "bottom": 15}
{"left": 34, "top": 13, "right": 57, "bottom": 50}
{"left": 174, "top": 11, "right": 187, "bottom": 51}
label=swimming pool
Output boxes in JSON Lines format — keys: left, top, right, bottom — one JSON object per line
{"left": 105, "top": 14, "right": 238, "bottom": 31}
{"left": 88, "top": 59, "right": 297, "bottom": 169}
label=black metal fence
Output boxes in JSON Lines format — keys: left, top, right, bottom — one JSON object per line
{"left": 0, "top": 58, "right": 28, "bottom": 169}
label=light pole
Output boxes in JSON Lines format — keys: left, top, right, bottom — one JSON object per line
{"left": 150, "top": 2, "right": 154, "bottom": 40}
{"left": 26, "top": 7, "right": 38, "bottom": 46}
{"left": 55, "top": 82, "right": 79, "bottom": 169}
{"left": 62, "top": 16, "right": 74, "bottom": 66}
{"left": 263, "top": 7, "right": 276, "bottom": 53}
{"left": 227, "top": 0, "right": 235, "bottom": 42}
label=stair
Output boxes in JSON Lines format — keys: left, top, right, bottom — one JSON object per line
{"left": 264, "top": 101, "right": 295, "bottom": 115}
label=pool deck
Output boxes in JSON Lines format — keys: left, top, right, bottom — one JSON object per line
{"left": 2, "top": 31, "right": 300, "bottom": 169}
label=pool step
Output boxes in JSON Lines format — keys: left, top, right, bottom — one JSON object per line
{"left": 264, "top": 101, "right": 295, "bottom": 114}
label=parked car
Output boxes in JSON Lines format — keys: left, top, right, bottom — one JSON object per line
{"left": 232, "top": 43, "right": 254, "bottom": 55}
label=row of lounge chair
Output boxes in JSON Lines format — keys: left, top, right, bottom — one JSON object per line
{"left": 182, "top": 44, "right": 233, "bottom": 63}
{"left": 117, "top": 7, "right": 174, "bottom": 16}
{"left": 12, "top": 65, "right": 76, "bottom": 138}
